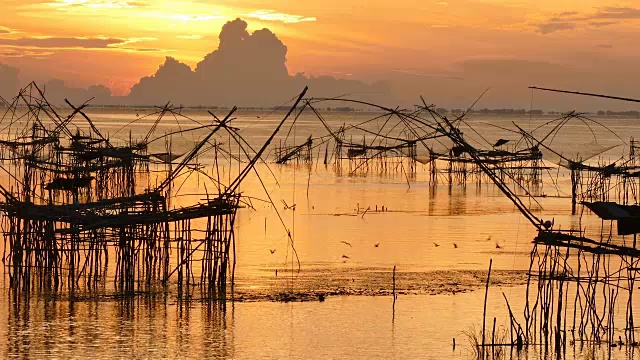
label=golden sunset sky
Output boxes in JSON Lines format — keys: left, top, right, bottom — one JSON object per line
{"left": 1, "top": 0, "right": 640, "bottom": 97}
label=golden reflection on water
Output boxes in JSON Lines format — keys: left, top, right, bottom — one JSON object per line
{"left": 1, "top": 110, "right": 639, "bottom": 358}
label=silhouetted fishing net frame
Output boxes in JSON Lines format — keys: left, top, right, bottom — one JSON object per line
{"left": 430, "top": 86, "right": 640, "bottom": 356}
{"left": 273, "top": 97, "right": 449, "bottom": 178}
{"left": 0, "top": 83, "right": 308, "bottom": 303}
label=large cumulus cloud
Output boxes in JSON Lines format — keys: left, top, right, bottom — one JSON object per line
{"left": 3, "top": 18, "right": 391, "bottom": 107}
{"left": 127, "top": 18, "right": 391, "bottom": 106}
{"left": 129, "top": 56, "right": 195, "bottom": 105}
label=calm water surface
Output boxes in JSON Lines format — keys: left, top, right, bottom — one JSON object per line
{"left": 1, "top": 109, "right": 638, "bottom": 358}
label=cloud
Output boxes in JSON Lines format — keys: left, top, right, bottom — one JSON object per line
{"left": 589, "top": 21, "right": 619, "bottom": 28}
{"left": 0, "top": 36, "right": 161, "bottom": 52}
{"left": 0, "top": 49, "right": 55, "bottom": 58}
{"left": 176, "top": 35, "right": 204, "bottom": 40}
{"left": 537, "top": 22, "right": 576, "bottom": 34}
{"left": 536, "top": 6, "right": 640, "bottom": 34}
{"left": 46, "top": 0, "right": 146, "bottom": 10}
{"left": 130, "top": 18, "right": 293, "bottom": 104}
{"left": 115, "top": 37, "right": 158, "bottom": 46}
{"left": 0, "top": 36, "right": 124, "bottom": 48}
{"left": 0, "top": 19, "right": 387, "bottom": 106}
{"left": 128, "top": 18, "right": 388, "bottom": 106}
{"left": 117, "top": 47, "right": 166, "bottom": 52}
{"left": 246, "top": 10, "right": 316, "bottom": 24}
{"left": 591, "top": 7, "right": 640, "bottom": 20}
{"left": 170, "top": 14, "right": 224, "bottom": 22}
{"left": 0, "top": 26, "right": 20, "bottom": 35}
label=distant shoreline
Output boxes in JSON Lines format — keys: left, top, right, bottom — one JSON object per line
{"left": 2, "top": 103, "right": 638, "bottom": 117}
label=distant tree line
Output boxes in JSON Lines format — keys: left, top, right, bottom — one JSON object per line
{"left": 449, "top": 108, "right": 544, "bottom": 115}
{"left": 596, "top": 110, "right": 640, "bottom": 117}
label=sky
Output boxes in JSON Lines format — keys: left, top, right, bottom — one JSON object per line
{"left": 2, "top": 0, "right": 640, "bottom": 109}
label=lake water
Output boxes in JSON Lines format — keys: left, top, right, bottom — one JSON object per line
{"left": 1, "top": 107, "right": 639, "bottom": 358}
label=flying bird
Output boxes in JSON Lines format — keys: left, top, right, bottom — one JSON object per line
{"left": 340, "top": 241, "right": 353, "bottom": 247}
{"left": 493, "top": 139, "right": 510, "bottom": 147}
{"left": 281, "top": 199, "right": 296, "bottom": 210}
{"left": 453, "top": 243, "right": 458, "bottom": 248}
{"left": 341, "top": 254, "right": 350, "bottom": 259}
{"left": 496, "top": 243, "right": 502, "bottom": 249}
{"left": 433, "top": 242, "right": 440, "bottom": 247}
{"left": 374, "top": 242, "right": 380, "bottom": 248}
{"left": 269, "top": 249, "right": 276, "bottom": 254}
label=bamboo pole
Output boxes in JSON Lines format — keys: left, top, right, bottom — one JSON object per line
{"left": 482, "top": 258, "right": 493, "bottom": 359}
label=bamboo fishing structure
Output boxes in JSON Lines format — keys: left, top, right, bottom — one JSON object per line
{"left": 422, "top": 90, "right": 640, "bottom": 357}
{"left": 0, "top": 82, "right": 308, "bottom": 301}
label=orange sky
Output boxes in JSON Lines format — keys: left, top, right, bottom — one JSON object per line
{"left": 2, "top": 0, "right": 640, "bottom": 95}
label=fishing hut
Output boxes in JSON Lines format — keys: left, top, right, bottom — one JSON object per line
{"left": 333, "top": 136, "right": 418, "bottom": 176}
{"left": 428, "top": 145, "right": 544, "bottom": 192}
{"left": 275, "top": 136, "right": 313, "bottom": 164}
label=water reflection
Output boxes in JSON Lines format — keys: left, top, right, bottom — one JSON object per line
{"left": 1, "top": 111, "right": 639, "bottom": 358}
{"left": 2, "top": 292, "right": 234, "bottom": 359}
{"left": 5, "top": 287, "right": 637, "bottom": 359}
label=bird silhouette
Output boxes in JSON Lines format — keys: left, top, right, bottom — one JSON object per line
{"left": 374, "top": 242, "right": 380, "bottom": 248}
{"left": 450, "top": 145, "right": 466, "bottom": 157}
{"left": 340, "top": 241, "right": 353, "bottom": 247}
{"left": 269, "top": 249, "right": 276, "bottom": 254}
{"left": 281, "top": 199, "right": 296, "bottom": 210}
{"left": 495, "top": 243, "right": 502, "bottom": 249}
{"left": 486, "top": 236, "right": 492, "bottom": 242}
{"left": 494, "top": 139, "right": 510, "bottom": 147}
{"left": 433, "top": 242, "right": 440, "bottom": 247}
{"left": 453, "top": 243, "right": 458, "bottom": 248}
{"left": 341, "top": 254, "right": 350, "bottom": 259}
